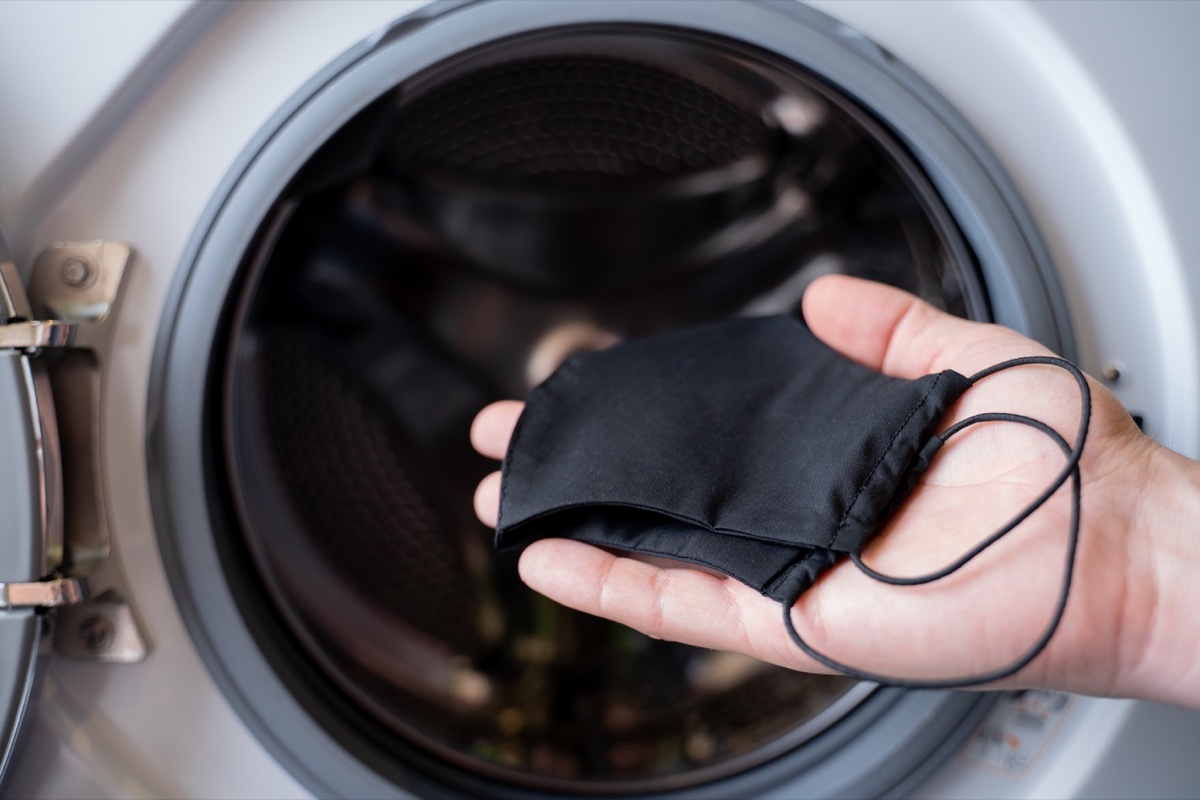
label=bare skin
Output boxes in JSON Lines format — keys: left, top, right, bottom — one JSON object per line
{"left": 470, "top": 275, "right": 1200, "bottom": 709}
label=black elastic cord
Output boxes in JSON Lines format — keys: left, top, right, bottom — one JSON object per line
{"left": 782, "top": 355, "right": 1090, "bottom": 689}
{"left": 850, "top": 414, "right": 1066, "bottom": 585}
{"left": 851, "top": 356, "right": 1090, "bottom": 585}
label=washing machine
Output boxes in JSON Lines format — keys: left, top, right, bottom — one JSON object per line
{"left": 1, "top": 1, "right": 1199, "bottom": 797}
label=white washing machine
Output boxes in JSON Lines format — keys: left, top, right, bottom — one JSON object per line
{"left": 1, "top": 1, "right": 1199, "bottom": 797}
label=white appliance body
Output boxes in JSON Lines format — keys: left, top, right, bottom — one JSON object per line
{"left": 0, "top": 1, "right": 1198, "bottom": 798}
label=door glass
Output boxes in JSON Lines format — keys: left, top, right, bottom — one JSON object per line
{"left": 220, "top": 29, "right": 984, "bottom": 791}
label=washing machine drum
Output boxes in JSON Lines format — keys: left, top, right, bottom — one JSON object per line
{"left": 151, "top": 2, "right": 1073, "bottom": 797}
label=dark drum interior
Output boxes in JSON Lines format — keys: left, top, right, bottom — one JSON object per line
{"left": 217, "top": 27, "right": 988, "bottom": 793}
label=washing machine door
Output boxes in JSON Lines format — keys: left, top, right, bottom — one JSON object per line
{"left": 0, "top": 239, "right": 62, "bottom": 780}
{"left": 0, "top": 237, "right": 137, "bottom": 784}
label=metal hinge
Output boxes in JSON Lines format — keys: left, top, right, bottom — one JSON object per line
{"left": 0, "top": 320, "right": 81, "bottom": 351}
{"left": 0, "top": 241, "right": 147, "bottom": 663}
{"left": 0, "top": 578, "right": 86, "bottom": 610}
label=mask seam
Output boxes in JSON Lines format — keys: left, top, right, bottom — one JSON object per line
{"left": 828, "top": 372, "right": 947, "bottom": 550}
{"left": 764, "top": 549, "right": 832, "bottom": 598}
{"left": 497, "top": 358, "right": 584, "bottom": 532}
{"left": 499, "top": 499, "right": 816, "bottom": 550}
{"left": 496, "top": 403, "right": 534, "bottom": 533}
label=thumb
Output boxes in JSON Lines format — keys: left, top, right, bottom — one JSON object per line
{"left": 800, "top": 274, "right": 1051, "bottom": 379}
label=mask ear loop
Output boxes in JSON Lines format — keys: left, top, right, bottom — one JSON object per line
{"left": 851, "top": 357, "right": 1090, "bottom": 585}
{"left": 781, "top": 356, "right": 1090, "bottom": 689}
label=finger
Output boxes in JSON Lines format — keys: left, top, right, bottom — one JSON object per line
{"left": 519, "top": 536, "right": 1054, "bottom": 682}
{"left": 801, "top": 274, "right": 1050, "bottom": 379}
{"left": 470, "top": 400, "right": 525, "bottom": 460}
{"left": 518, "top": 539, "right": 828, "bottom": 672}
{"left": 474, "top": 471, "right": 501, "bottom": 527}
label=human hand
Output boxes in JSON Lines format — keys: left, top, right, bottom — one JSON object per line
{"left": 471, "top": 275, "right": 1200, "bottom": 706}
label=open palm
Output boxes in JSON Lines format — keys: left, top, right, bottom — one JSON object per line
{"left": 471, "top": 275, "right": 1154, "bottom": 695}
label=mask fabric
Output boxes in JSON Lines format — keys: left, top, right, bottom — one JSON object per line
{"left": 494, "top": 315, "right": 1090, "bottom": 689}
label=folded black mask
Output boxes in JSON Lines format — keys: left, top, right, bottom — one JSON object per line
{"left": 494, "top": 315, "right": 1090, "bottom": 688}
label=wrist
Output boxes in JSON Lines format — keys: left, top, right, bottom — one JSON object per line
{"left": 1117, "top": 441, "right": 1200, "bottom": 708}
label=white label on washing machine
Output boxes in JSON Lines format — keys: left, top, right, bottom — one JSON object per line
{"left": 958, "top": 691, "right": 1074, "bottom": 777}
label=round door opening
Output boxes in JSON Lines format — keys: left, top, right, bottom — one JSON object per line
{"left": 150, "top": 2, "right": 1074, "bottom": 795}
{"left": 216, "top": 26, "right": 983, "bottom": 793}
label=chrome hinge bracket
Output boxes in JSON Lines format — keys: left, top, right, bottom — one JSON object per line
{"left": 0, "top": 319, "right": 83, "bottom": 351}
{"left": 0, "top": 578, "right": 86, "bottom": 610}
{"left": 0, "top": 241, "right": 148, "bottom": 662}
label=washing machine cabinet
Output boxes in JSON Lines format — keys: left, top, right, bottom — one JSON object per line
{"left": 1, "top": 1, "right": 1199, "bottom": 798}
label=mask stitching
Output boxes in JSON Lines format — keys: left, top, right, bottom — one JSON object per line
{"left": 765, "top": 550, "right": 835, "bottom": 598}
{"left": 565, "top": 534, "right": 808, "bottom": 591}
{"left": 496, "top": 402, "right": 533, "bottom": 532}
{"left": 781, "top": 356, "right": 1089, "bottom": 688}
{"left": 497, "top": 357, "right": 584, "bottom": 532}
{"left": 503, "top": 499, "right": 814, "bottom": 549}
{"left": 828, "top": 372, "right": 948, "bottom": 551}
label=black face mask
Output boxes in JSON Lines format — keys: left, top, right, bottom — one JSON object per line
{"left": 494, "top": 315, "right": 1090, "bottom": 689}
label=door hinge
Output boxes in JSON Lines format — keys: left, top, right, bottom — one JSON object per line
{"left": 0, "top": 320, "right": 80, "bottom": 351}
{"left": 0, "top": 241, "right": 148, "bottom": 663}
{"left": 0, "top": 578, "right": 86, "bottom": 610}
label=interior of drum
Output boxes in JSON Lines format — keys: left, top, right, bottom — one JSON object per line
{"left": 219, "top": 29, "right": 982, "bottom": 791}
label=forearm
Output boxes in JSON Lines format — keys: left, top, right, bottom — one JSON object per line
{"left": 1118, "top": 442, "right": 1200, "bottom": 708}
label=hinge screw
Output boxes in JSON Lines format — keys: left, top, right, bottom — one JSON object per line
{"left": 78, "top": 614, "right": 114, "bottom": 653}
{"left": 61, "top": 257, "right": 94, "bottom": 289}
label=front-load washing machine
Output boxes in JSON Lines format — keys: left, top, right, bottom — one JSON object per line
{"left": 1, "top": 1, "right": 1199, "bottom": 797}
